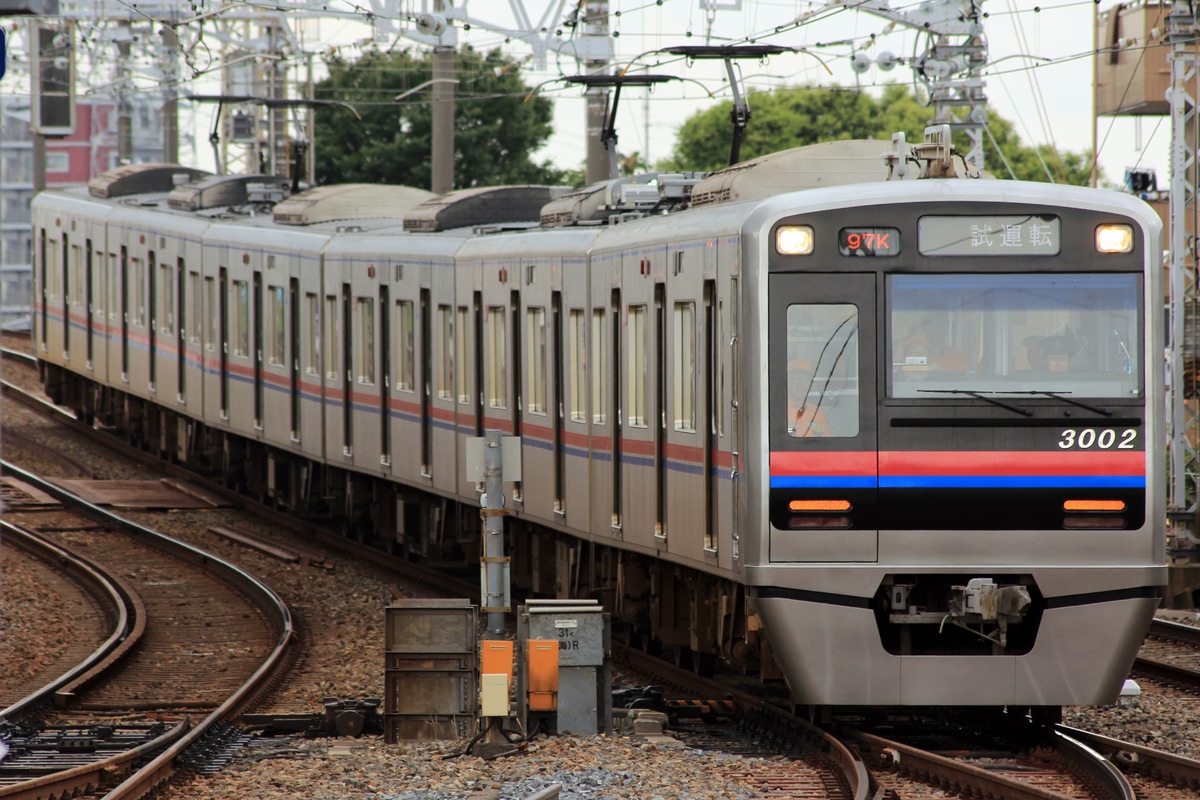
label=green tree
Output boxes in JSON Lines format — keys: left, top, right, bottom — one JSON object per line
{"left": 660, "top": 84, "right": 1097, "bottom": 185}
{"left": 314, "top": 47, "right": 563, "bottom": 189}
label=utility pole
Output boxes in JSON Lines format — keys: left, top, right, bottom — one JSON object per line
{"left": 431, "top": 46, "right": 454, "bottom": 193}
{"left": 583, "top": 0, "right": 609, "bottom": 185}
{"left": 267, "top": 20, "right": 289, "bottom": 177}
{"left": 116, "top": 24, "right": 132, "bottom": 166}
{"left": 161, "top": 25, "right": 179, "bottom": 163}
{"left": 467, "top": 431, "right": 518, "bottom": 635}
{"left": 1166, "top": 1, "right": 1199, "bottom": 543}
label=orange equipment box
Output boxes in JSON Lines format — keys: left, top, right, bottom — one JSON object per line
{"left": 481, "top": 639, "right": 514, "bottom": 681}
{"left": 526, "top": 640, "right": 559, "bottom": 712}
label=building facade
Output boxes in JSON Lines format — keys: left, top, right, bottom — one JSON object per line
{"left": 0, "top": 94, "right": 164, "bottom": 328}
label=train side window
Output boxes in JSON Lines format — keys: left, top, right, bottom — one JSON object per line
{"left": 189, "top": 273, "right": 201, "bottom": 344}
{"left": 132, "top": 257, "right": 145, "bottom": 326}
{"left": 204, "top": 278, "right": 216, "bottom": 349}
{"left": 160, "top": 262, "right": 174, "bottom": 335}
{"left": 397, "top": 299, "right": 415, "bottom": 391}
{"left": 438, "top": 304, "right": 453, "bottom": 400}
{"left": 674, "top": 302, "right": 696, "bottom": 432}
{"left": 45, "top": 239, "right": 59, "bottom": 300}
{"left": 233, "top": 280, "right": 249, "bottom": 356}
{"left": 785, "top": 303, "right": 859, "bottom": 438}
{"left": 357, "top": 297, "right": 375, "bottom": 384}
{"left": 486, "top": 306, "right": 506, "bottom": 408}
{"left": 456, "top": 306, "right": 470, "bottom": 404}
{"left": 109, "top": 255, "right": 120, "bottom": 321}
{"left": 527, "top": 306, "right": 547, "bottom": 414}
{"left": 591, "top": 308, "right": 606, "bottom": 424}
{"left": 324, "top": 295, "right": 339, "bottom": 379}
{"left": 268, "top": 286, "right": 286, "bottom": 365}
{"left": 569, "top": 308, "right": 586, "bottom": 423}
{"left": 70, "top": 244, "right": 83, "bottom": 308}
{"left": 628, "top": 305, "right": 647, "bottom": 428}
{"left": 305, "top": 293, "right": 320, "bottom": 374}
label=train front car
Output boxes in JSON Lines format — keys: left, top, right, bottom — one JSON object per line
{"left": 744, "top": 177, "right": 1166, "bottom": 711}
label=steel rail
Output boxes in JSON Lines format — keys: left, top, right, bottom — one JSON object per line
{"left": 0, "top": 720, "right": 191, "bottom": 800}
{"left": 1, "top": 346, "right": 36, "bottom": 366}
{"left": 1132, "top": 618, "right": 1200, "bottom": 688}
{"left": 1057, "top": 724, "right": 1200, "bottom": 791}
{"left": 0, "top": 520, "right": 140, "bottom": 720}
{"left": 848, "top": 727, "right": 1134, "bottom": 800}
{"left": 0, "top": 462, "right": 296, "bottom": 800}
{"left": 1147, "top": 617, "right": 1200, "bottom": 646}
{"left": 618, "top": 647, "right": 869, "bottom": 800}
{"left": 1053, "top": 729, "right": 1136, "bottom": 800}
{"left": 1, "top": 366, "right": 481, "bottom": 601}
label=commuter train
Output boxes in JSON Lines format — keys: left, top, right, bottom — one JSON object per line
{"left": 31, "top": 128, "right": 1166, "bottom": 712}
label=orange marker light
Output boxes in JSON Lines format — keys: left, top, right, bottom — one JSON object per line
{"left": 789, "top": 499, "right": 851, "bottom": 512}
{"left": 1064, "top": 499, "right": 1126, "bottom": 512}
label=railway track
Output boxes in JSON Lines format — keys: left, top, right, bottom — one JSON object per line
{"left": 615, "top": 648, "right": 869, "bottom": 800}
{"left": 6, "top": 336, "right": 1200, "bottom": 799}
{"left": 0, "top": 524, "right": 128, "bottom": 716}
{"left": 0, "top": 343, "right": 480, "bottom": 601}
{"left": 1133, "top": 618, "right": 1200, "bottom": 691}
{"left": 0, "top": 463, "right": 294, "bottom": 800}
{"left": 847, "top": 718, "right": 1133, "bottom": 800}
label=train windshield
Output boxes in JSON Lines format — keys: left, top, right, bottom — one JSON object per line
{"left": 786, "top": 304, "right": 860, "bottom": 437}
{"left": 889, "top": 273, "right": 1141, "bottom": 400}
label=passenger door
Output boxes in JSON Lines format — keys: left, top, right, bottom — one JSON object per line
{"left": 766, "top": 272, "right": 878, "bottom": 562}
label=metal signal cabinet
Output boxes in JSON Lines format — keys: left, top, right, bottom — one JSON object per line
{"left": 516, "top": 600, "right": 611, "bottom": 736}
{"left": 383, "top": 599, "right": 478, "bottom": 742}
{"left": 480, "top": 639, "right": 514, "bottom": 718}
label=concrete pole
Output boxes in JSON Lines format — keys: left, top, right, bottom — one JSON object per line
{"left": 33, "top": 134, "right": 46, "bottom": 193}
{"left": 431, "top": 45, "right": 455, "bottom": 194}
{"left": 584, "top": 0, "right": 610, "bottom": 185}
{"left": 306, "top": 52, "right": 315, "bottom": 186}
{"left": 117, "top": 29, "right": 132, "bottom": 166}
{"left": 161, "top": 26, "right": 179, "bottom": 164}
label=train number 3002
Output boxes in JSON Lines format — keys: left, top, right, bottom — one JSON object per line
{"left": 1057, "top": 429, "right": 1138, "bottom": 449}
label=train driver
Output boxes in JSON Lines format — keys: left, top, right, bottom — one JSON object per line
{"left": 787, "top": 360, "right": 831, "bottom": 437}
{"left": 1023, "top": 325, "right": 1084, "bottom": 372}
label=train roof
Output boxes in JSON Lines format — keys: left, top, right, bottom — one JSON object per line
{"left": 167, "top": 174, "right": 291, "bottom": 211}
{"left": 737, "top": 176, "right": 1162, "bottom": 237}
{"left": 402, "top": 185, "right": 571, "bottom": 232}
{"left": 273, "top": 183, "right": 436, "bottom": 225}
{"left": 87, "top": 163, "right": 212, "bottom": 198}
{"left": 688, "top": 139, "right": 925, "bottom": 208}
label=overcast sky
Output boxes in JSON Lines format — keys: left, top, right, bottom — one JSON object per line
{"left": 172, "top": 0, "right": 1168, "bottom": 189}
{"left": 401, "top": 0, "right": 1166, "bottom": 188}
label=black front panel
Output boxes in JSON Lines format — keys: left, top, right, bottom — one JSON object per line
{"left": 767, "top": 200, "right": 1147, "bottom": 534}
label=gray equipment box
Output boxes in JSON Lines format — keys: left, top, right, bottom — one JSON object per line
{"left": 517, "top": 599, "right": 612, "bottom": 736}
{"left": 384, "top": 599, "right": 478, "bottom": 743}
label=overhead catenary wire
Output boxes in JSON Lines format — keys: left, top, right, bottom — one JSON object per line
{"left": 15, "top": 1, "right": 1182, "bottom": 183}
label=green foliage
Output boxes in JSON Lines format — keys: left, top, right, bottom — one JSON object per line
{"left": 660, "top": 84, "right": 1099, "bottom": 185}
{"left": 313, "top": 47, "right": 564, "bottom": 189}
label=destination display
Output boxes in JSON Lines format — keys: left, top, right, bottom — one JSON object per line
{"left": 918, "top": 215, "right": 1060, "bottom": 256}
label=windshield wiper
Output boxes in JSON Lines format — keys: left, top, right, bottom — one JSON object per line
{"left": 994, "top": 390, "right": 1113, "bottom": 417}
{"left": 915, "top": 389, "right": 1033, "bottom": 416}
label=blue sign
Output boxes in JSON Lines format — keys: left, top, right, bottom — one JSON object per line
{"left": 0, "top": 30, "right": 6, "bottom": 81}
